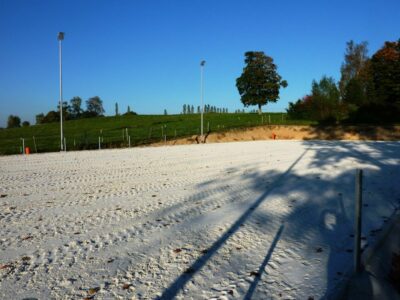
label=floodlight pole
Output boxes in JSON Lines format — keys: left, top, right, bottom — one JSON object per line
{"left": 200, "top": 60, "right": 206, "bottom": 141}
{"left": 58, "top": 32, "right": 64, "bottom": 151}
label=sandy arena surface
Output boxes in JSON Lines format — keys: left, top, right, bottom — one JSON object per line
{"left": 1, "top": 141, "right": 400, "bottom": 299}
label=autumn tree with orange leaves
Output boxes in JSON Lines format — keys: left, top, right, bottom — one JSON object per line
{"left": 370, "top": 40, "right": 400, "bottom": 105}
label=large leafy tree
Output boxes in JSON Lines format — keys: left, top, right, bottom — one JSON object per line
{"left": 35, "top": 113, "right": 44, "bottom": 124}
{"left": 69, "top": 96, "right": 83, "bottom": 117}
{"left": 86, "top": 96, "right": 105, "bottom": 116}
{"left": 286, "top": 77, "right": 341, "bottom": 122}
{"left": 311, "top": 76, "right": 340, "bottom": 121}
{"left": 339, "top": 40, "right": 369, "bottom": 99}
{"left": 286, "top": 95, "right": 314, "bottom": 120}
{"left": 370, "top": 40, "right": 400, "bottom": 105}
{"left": 236, "top": 51, "right": 287, "bottom": 113}
{"left": 42, "top": 111, "right": 59, "bottom": 123}
{"left": 7, "top": 115, "right": 21, "bottom": 128}
{"left": 57, "top": 101, "right": 70, "bottom": 120}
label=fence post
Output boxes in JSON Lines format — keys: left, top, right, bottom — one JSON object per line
{"left": 64, "top": 137, "right": 66, "bottom": 152}
{"left": 128, "top": 135, "right": 131, "bottom": 148}
{"left": 33, "top": 136, "right": 38, "bottom": 153}
{"left": 354, "top": 169, "right": 363, "bottom": 273}
{"left": 21, "top": 138, "right": 25, "bottom": 155}
{"left": 98, "top": 136, "right": 101, "bottom": 150}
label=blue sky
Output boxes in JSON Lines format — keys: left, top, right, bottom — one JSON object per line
{"left": 0, "top": 0, "right": 399, "bottom": 127}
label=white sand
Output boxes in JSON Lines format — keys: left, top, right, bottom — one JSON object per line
{"left": 0, "top": 141, "right": 399, "bottom": 299}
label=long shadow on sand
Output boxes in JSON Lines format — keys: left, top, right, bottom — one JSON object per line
{"left": 156, "top": 141, "right": 400, "bottom": 299}
{"left": 158, "top": 149, "right": 309, "bottom": 299}
{"left": 243, "top": 224, "right": 285, "bottom": 300}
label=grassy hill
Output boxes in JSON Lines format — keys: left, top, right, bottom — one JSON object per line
{"left": 0, "top": 113, "right": 313, "bottom": 155}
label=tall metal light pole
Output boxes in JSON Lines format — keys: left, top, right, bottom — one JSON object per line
{"left": 200, "top": 60, "right": 206, "bottom": 140}
{"left": 58, "top": 32, "right": 64, "bottom": 151}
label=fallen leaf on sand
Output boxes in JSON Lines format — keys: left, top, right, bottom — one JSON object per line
{"left": 122, "top": 283, "right": 132, "bottom": 290}
{"left": 0, "top": 264, "right": 13, "bottom": 270}
{"left": 88, "top": 287, "right": 100, "bottom": 295}
{"left": 21, "top": 235, "right": 33, "bottom": 241}
{"left": 173, "top": 248, "right": 182, "bottom": 254}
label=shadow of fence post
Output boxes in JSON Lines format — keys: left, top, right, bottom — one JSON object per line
{"left": 243, "top": 223, "right": 285, "bottom": 300}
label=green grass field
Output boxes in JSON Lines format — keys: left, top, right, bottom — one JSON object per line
{"left": 0, "top": 113, "right": 314, "bottom": 155}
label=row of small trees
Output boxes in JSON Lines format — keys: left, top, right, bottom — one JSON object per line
{"left": 181, "top": 104, "right": 228, "bottom": 114}
{"left": 36, "top": 96, "right": 105, "bottom": 124}
{"left": 6, "top": 115, "right": 30, "bottom": 128}
{"left": 287, "top": 39, "right": 400, "bottom": 123}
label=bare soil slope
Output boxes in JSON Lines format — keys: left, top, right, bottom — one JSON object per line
{"left": 154, "top": 125, "right": 400, "bottom": 146}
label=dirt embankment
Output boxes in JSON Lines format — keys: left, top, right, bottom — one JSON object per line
{"left": 151, "top": 125, "right": 400, "bottom": 146}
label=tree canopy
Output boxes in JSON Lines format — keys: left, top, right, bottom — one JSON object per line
{"left": 287, "top": 76, "right": 340, "bottom": 122}
{"left": 370, "top": 40, "right": 400, "bottom": 105}
{"left": 236, "top": 51, "right": 287, "bottom": 113}
{"left": 86, "top": 96, "right": 105, "bottom": 116}
{"left": 69, "top": 97, "right": 83, "bottom": 117}
{"left": 339, "top": 40, "right": 369, "bottom": 98}
{"left": 7, "top": 115, "right": 21, "bottom": 128}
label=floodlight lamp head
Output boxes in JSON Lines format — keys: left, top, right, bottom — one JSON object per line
{"left": 58, "top": 32, "right": 65, "bottom": 41}
{"left": 200, "top": 60, "right": 206, "bottom": 66}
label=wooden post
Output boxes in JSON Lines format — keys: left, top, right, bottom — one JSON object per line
{"left": 33, "top": 136, "right": 38, "bottom": 153}
{"left": 354, "top": 169, "right": 363, "bottom": 273}
{"left": 98, "top": 136, "right": 101, "bottom": 150}
{"left": 21, "top": 138, "right": 25, "bottom": 155}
